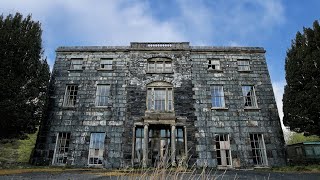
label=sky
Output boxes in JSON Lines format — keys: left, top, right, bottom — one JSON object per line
{"left": 1, "top": 0, "right": 319, "bottom": 131}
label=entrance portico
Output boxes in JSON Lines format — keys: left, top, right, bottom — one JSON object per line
{"left": 132, "top": 112, "right": 187, "bottom": 167}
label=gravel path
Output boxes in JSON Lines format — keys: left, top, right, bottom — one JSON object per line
{"left": 0, "top": 169, "right": 319, "bottom": 180}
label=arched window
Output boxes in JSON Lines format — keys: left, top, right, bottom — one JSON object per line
{"left": 147, "top": 58, "right": 172, "bottom": 73}
{"left": 147, "top": 82, "right": 173, "bottom": 111}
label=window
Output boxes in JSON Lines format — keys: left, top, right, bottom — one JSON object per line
{"left": 147, "top": 82, "right": 173, "bottom": 111}
{"left": 237, "top": 60, "right": 250, "bottom": 71}
{"left": 176, "top": 127, "right": 185, "bottom": 157}
{"left": 208, "top": 59, "right": 220, "bottom": 70}
{"left": 134, "top": 127, "right": 144, "bottom": 163}
{"left": 95, "top": 85, "right": 110, "bottom": 106}
{"left": 63, "top": 85, "right": 78, "bottom": 107}
{"left": 242, "top": 86, "right": 257, "bottom": 108}
{"left": 250, "top": 134, "right": 267, "bottom": 166}
{"left": 215, "top": 134, "right": 232, "bottom": 166}
{"left": 88, "top": 133, "right": 105, "bottom": 165}
{"left": 147, "top": 58, "right": 172, "bottom": 73}
{"left": 53, "top": 132, "right": 71, "bottom": 164}
{"left": 70, "top": 59, "right": 83, "bottom": 70}
{"left": 211, "top": 86, "right": 225, "bottom": 108}
{"left": 100, "top": 58, "right": 113, "bottom": 70}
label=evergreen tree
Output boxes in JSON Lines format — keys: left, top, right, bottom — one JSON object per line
{"left": 0, "top": 13, "right": 50, "bottom": 139}
{"left": 283, "top": 20, "right": 320, "bottom": 136}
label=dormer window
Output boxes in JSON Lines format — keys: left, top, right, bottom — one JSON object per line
{"left": 147, "top": 58, "right": 172, "bottom": 73}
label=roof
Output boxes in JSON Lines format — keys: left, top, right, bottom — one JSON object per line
{"left": 287, "top": 141, "right": 320, "bottom": 146}
{"left": 56, "top": 42, "right": 265, "bottom": 53}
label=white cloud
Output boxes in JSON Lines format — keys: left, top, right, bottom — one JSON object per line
{"left": 0, "top": 0, "right": 286, "bottom": 66}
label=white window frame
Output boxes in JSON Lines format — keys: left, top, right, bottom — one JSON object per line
{"left": 70, "top": 58, "right": 83, "bottom": 70}
{"left": 215, "top": 134, "right": 232, "bottom": 167}
{"left": 52, "top": 132, "right": 71, "bottom": 165}
{"left": 147, "top": 82, "right": 173, "bottom": 112}
{"left": 100, "top": 58, "right": 113, "bottom": 70}
{"left": 237, "top": 59, "right": 250, "bottom": 71}
{"left": 208, "top": 59, "right": 221, "bottom": 70}
{"left": 249, "top": 133, "right": 268, "bottom": 166}
{"left": 211, "top": 85, "right": 226, "bottom": 108}
{"left": 95, "top": 85, "right": 110, "bottom": 107}
{"left": 63, "top": 85, "right": 78, "bottom": 107}
{"left": 147, "top": 58, "right": 172, "bottom": 73}
{"left": 242, "top": 85, "right": 258, "bottom": 108}
{"left": 88, "top": 133, "right": 105, "bottom": 165}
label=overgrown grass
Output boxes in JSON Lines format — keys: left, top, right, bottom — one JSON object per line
{"left": 270, "top": 165, "right": 320, "bottom": 173}
{"left": 0, "top": 130, "right": 38, "bottom": 166}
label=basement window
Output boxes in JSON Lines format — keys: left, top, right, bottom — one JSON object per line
{"left": 63, "top": 85, "right": 78, "bottom": 107}
{"left": 250, "top": 134, "right": 268, "bottom": 166}
{"left": 53, "top": 132, "right": 71, "bottom": 165}
{"left": 88, "top": 133, "right": 105, "bottom": 165}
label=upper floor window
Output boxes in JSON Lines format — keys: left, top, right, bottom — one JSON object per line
{"left": 70, "top": 58, "right": 83, "bottom": 70}
{"left": 147, "top": 82, "right": 173, "bottom": 111}
{"left": 63, "top": 85, "right": 78, "bottom": 107}
{"left": 147, "top": 58, "right": 172, "bottom": 73}
{"left": 211, "top": 85, "right": 225, "bottom": 108}
{"left": 95, "top": 85, "right": 110, "bottom": 106}
{"left": 100, "top": 58, "right": 113, "bottom": 70}
{"left": 237, "top": 60, "right": 250, "bottom": 71}
{"left": 242, "top": 85, "right": 257, "bottom": 108}
{"left": 208, "top": 59, "right": 221, "bottom": 70}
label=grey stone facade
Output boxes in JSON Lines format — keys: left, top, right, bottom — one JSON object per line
{"left": 32, "top": 42, "right": 285, "bottom": 168}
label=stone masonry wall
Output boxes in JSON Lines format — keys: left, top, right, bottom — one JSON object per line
{"left": 32, "top": 43, "right": 285, "bottom": 168}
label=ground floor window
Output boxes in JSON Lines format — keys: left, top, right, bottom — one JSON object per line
{"left": 53, "top": 132, "right": 71, "bottom": 164}
{"left": 250, "top": 133, "right": 267, "bottom": 166}
{"left": 176, "top": 127, "right": 185, "bottom": 158}
{"left": 135, "top": 127, "right": 144, "bottom": 163}
{"left": 88, "top": 133, "right": 105, "bottom": 165}
{"left": 215, "top": 134, "right": 232, "bottom": 166}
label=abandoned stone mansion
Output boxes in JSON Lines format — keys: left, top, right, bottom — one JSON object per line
{"left": 32, "top": 42, "right": 286, "bottom": 168}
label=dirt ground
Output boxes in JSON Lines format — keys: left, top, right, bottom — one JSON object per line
{"left": 0, "top": 169, "right": 319, "bottom": 180}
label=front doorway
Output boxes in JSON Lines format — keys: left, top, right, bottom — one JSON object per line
{"left": 133, "top": 125, "right": 187, "bottom": 167}
{"left": 148, "top": 126, "right": 171, "bottom": 166}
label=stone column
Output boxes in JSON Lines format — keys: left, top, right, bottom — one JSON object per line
{"left": 171, "top": 125, "right": 176, "bottom": 166}
{"left": 131, "top": 126, "right": 136, "bottom": 167}
{"left": 142, "top": 124, "right": 149, "bottom": 168}
{"left": 184, "top": 126, "right": 188, "bottom": 157}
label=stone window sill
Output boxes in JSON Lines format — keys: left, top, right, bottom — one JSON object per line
{"left": 93, "top": 106, "right": 112, "bottom": 109}
{"left": 211, "top": 107, "right": 228, "bottom": 110}
{"left": 244, "top": 107, "right": 261, "bottom": 111}
{"left": 62, "top": 106, "right": 76, "bottom": 110}
{"left": 146, "top": 71, "right": 174, "bottom": 74}
{"left": 68, "top": 69, "right": 83, "bottom": 72}
{"left": 97, "top": 68, "right": 113, "bottom": 71}
{"left": 208, "top": 69, "right": 223, "bottom": 73}
{"left": 238, "top": 70, "right": 252, "bottom": 73}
